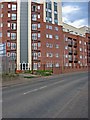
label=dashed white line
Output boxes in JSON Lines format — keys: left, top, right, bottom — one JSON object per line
{"left": 24, "top": 86, "right": 47, "bottom": 95}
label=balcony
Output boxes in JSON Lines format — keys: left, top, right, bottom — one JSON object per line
{"left": 74, "top": 51, "right": 77, "bottom": 55}
{"left": 74, "top": 58, "right": 78, "bottom": 63}
{"left": 69, "top": 50, "right": 73, "bottom": 55}
{"left": 73, "top": 42, "right": 77, "bottom": 47}
{"left": 69, "top": 58, "right": 73, "bottom": 62}
{"left": 68, "top": 41, "right": 72, "bottom": 47}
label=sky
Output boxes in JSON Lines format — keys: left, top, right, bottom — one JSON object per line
{"left": 62, "top": 2, "right": 88, "bottom": 28}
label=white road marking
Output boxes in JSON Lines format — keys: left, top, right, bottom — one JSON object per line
{"left": 39, "top": 86, "right": 47, "bottom": 89}
{"left": 23, "top": 76, "right": 88, "bottom": 95}
{"left": 24, "top": 86, "right": 47, "bottom": 95}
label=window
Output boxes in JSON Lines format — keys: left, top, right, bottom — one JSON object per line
{"left": 65, "top": 37, "right": 68, "bottom": 41}
{"left": 65, "top": 46, "right": 68, "bottom": 50}
{"left": 0, "top": 23, "right": 3, "bottom": 27}
{"left": 11, "top": 43, "right": 16, "bottom": 50}
{"left": 55, "top": 27, "right": 58, "bottom": 31}
{"left": 32, "top": 24, "right": 37, "bottom": 30}
{"left": 11, "top": 14, "right": 16, "bottom": 20}
{"left": 46, "top": 34, "right": 48, "bottom": 38}
{"left": 38, "top": 63, "right": 41, "bottom": 68}
{"left": 11, "top": 23, "right": 16, "bottom": 30}
{"left": 46, "top": 25, "right": 48, "bottom": 29}
{"left": 84, "top": 42, "right": 86, "bottom": 45}
{"left": 38, "top": 6, "right": 40, "bottom": 10}
{"left": 56, "top": 53, "right": 59, "bottom": 58}
{"left": 85, "top": 56, "right": 87, "bottom": 59}
{"left": 46, "top": 43, "right": 53, "bottom": 48}
{"left": 80, "top": 55, "right": 83, "bottom": 59}
{"left": 80, "top": 48, "right": 82, "bottom": 52}
{"left": 46, "top": 63, "right": 53, "bottom": 68}
{"left": 46, "top": 53, "right": 53, "bottom": 57}
{"left": 49, "top": 34, "right": 53, "bottom": 39}
{"left": 38, "top": 33, "right": 41, "bottom": 38}
{"left": 8, "top": 4, "right": 11, "bottom": 8}
{"left": 7, "top": 32, "right": 10, "bottom": 37}
{"left": 38, "top": 52, "right": 41, "bottom": 57}
{"left": 65, "top": 63, "right": 68, "bottom": 67}
{"left": 8, "top": 13, "right": 10, "bottom": 17}
{"left": 32, "top": 33, "right": 37, "bottom": 40}
{"left": 32, "top": 14, "right": 37, "bottom": 21}
{"left": 32, "top": 5, "right": 37, "bottom": 12}
{"left": 65, "top": 54, "right": 68, "bottom": 58}
{"left": 33, "top": 63, "right": 38, "bottom": 70}
{"left": 0, "top": 32, "right": 2, "bottom": 37}
{"left": 85, "top": 49, "right": 87, "bottom": 52}
{"left": 79, "top": 41, "right": 82, "bottom": 44}
{"left": 49, "top": 25, "right": 52, "bottom": 30}
{"left": 38, "top": 42, "right": 41, "bottom": 47}
{"left": 11, "top": 33, "right": 16, "bottom": 40}
{"left": 32, "top": 43, "right": 37, "bottom": 50}
{"left": 55, "top": 63, "right": 59, "bottom": 67}
{"left": 38, "top": 24, "right": 40, "bottom": 28}
{"left": 38, "top": 14, "right": 40, "bottom": 19}
{"left": 1, "top": 14, "right": 3, "bottom": 18}
{"left": 7, "top": 42, "right": 10, "bottom": 47}
{"left": 55, "top": 44, "right": 59, "bottom": 48}
{"left": 7, "top": 52, "right": 10, "bottom": 57}
{"left": 55, "top": 35, "right": 59, "bottom": 40}
{"left": 10, "top": 52, "right": 16, "bottom": 60}
{"left": 12, "top": 4, "right": 16, "bottom": 10}
{"left": 1, "top": 4, "right": 3, "bottom": 9}
{"left": 54, "top": 2, "right": 57, "bottom": 12}
{"left": 33, "top": 52, "right": 38, "bottom": 60}
{"left": 8, "top": 23, "right": 10, "bottom": 27}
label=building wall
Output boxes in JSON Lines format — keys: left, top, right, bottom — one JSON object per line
{"left": 0, "top": 2, "right": 17, "bottom": 72}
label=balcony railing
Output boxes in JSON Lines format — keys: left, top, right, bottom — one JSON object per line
{"left": 68, "top": 41, "right": 72, "bottom": 47}
{"left": 69, "top": 50, "right": 73, "bottom": 55}
{"left": 74, "top": 51, "right": 77, "bottom": 55}
{"left": 74, "top": 58, "right": 78, "bottom": 63}
{"left": 73, "top": 42, "right": 77, "bottom": 47}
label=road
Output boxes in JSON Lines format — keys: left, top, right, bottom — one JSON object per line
{"left": 2, "top": 72, "right": 88, "bottom": 118}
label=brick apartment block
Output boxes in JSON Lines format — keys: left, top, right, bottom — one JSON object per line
{"left": 0, "top": 0, "right": 89, "bottom": 74}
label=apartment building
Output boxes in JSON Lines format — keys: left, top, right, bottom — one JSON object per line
{"left": 0, "top": 2, "right": 17, "bottom": 72}
{"left": 63, "top": 24, "right": 88, "bottom": 68}
{"left": 0, "top": 0, "right": 89, "bottom": 74}
{"left": 17, "top": 0, "right": 63, "bottom": 71}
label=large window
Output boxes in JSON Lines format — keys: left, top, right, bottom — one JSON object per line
{"left": 32, "top": 24, "right": 37, "bottom": 30}
{"left": 11, "top": 33, "right": 16, "bottom": 40}
{"left": 54, "top": 2, "right": 57, "bottom": 12}
{"left": 11, "top": 14, "right": 16, "bottom": 20}
{"left": 11, "top": 23, "right": 16, "bottom": 30}
{"left": 32, "top": 33, "right": 37, "bottom": 40}
{"left": 0, "top": 32, "right": 2, "bottom": 37}
{"left": 11, "top": 43, "right": 16, "bottom": 50}
{"left": 10, "top": 52, "right": 16, "bottom": 60}
{"left": 32, "top": 14, "right": 37, "bottom": 21}
{"left": 12, "top": 4, "right": 16, "bottom": 10}
{"left": 32, "top": 5, "right": 37, "bottom": 12}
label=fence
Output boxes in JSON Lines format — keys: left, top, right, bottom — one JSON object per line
{"left": 2, "top": 56, "right": 16, "bottom": 74}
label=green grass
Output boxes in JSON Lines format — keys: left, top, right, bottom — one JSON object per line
{"left": 24, "top": 76, "right": 35, "bottom": 79}
{"left": 35, "top": 70, "right": 52, "bottom": 76}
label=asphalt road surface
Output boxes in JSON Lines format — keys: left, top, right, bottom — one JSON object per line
{"left": 2, "top": 72, "right": 88, "bottom": 118}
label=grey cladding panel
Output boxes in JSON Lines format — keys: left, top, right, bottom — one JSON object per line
{"left": 20, "top": 2, "right": 28, "bottom": 63}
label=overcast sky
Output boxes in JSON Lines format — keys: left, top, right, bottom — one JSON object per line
{"left": 62, "top": 2, "right": 88, "bottom": 28}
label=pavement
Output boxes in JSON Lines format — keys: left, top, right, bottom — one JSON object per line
{"left": 2, "top": 71, "right": 88, "bottom": 118}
